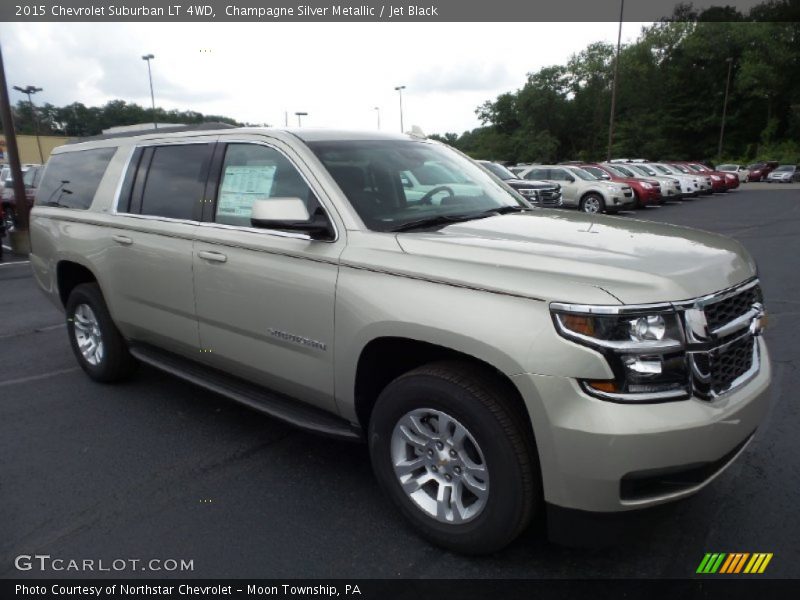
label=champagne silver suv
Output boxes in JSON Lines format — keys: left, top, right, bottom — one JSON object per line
{"left": 29, "top": 128, "right": 771, "bottom": 554}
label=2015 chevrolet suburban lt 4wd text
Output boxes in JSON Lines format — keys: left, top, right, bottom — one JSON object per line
{"left": 29, "top": 128, "right": 771, "bottom": 554}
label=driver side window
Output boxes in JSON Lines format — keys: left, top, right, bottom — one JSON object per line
{"left": 214, "top": 144, "right": 320, "bottom": 227}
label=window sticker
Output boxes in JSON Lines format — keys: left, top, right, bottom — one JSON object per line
{"left": 217, "top": 165, "right": 276, "bottom": 217}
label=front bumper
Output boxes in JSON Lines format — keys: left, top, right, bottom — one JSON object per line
{"left": 513, "top": 337, "right": 770, "bottom": 513}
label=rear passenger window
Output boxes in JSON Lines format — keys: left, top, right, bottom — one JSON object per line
{"left": 214, "top": 144, "right": 319, "bottom": 227}
{"left": 139, "top": 144, "right": 212, "bottom": 220}
{"left": 35, "top": 147, "right": 116, "bottom": 209}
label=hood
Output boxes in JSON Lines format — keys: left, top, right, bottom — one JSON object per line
{"left": 395, "top": 211, "right": 756, "bottom": 305}
{"left": 505, "top": 178, "right": 558, "bottom": 189}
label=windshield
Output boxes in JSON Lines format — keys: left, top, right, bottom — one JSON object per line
{"left": 773, "top": 165, "right": 794, "bottom": 172}
{"left": 479, "top": 161, "right": 516, "bottom": 180}
{"left": 670, "top": 163, "right": 691, "bottom": 173}
{"left": 602, "top": 165, "right": 627, "bottom": 177}
{"left": 747, "top": 163, "right": 765, "bottom": 170}
{"left": 631, "top": 164, "right": 656, "bottom": 176}
{"left": 566, "top": 167, "right": 598, "bottom": 181}
{"left": 651, "top": 164, "right": 674, "bottom": 174}
{"left": 718, "top": 164, "right": 737, "bottom": 171}
{"left": 308, "top": 140, "right": 527, "bottom": 232}
{"left": 582, "top": 166, "right": 611, "bottom": 180}
{"left": 687, "top": 164, "right": 704, "bottom": 172}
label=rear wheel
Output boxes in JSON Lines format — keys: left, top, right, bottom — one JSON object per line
{"left": 580, "top": 193, "right": 604, "bottom": 214}
{"left": 66, "top": 283, "right": 137, "bottom": 382}
{"left": 368, "top": 361, "right": 539, "bottom": 554}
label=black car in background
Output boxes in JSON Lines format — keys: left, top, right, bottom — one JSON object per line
{"left": 477, "top": 160, "right": 562, "bottom": 208}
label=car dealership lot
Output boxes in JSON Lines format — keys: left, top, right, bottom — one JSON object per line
{"left": 1, "top": 185, "right": 798, "bottom": 579}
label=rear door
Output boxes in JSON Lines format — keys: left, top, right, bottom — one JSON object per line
{"left": 105, "top": 137, "right": 217, "bottom": 355}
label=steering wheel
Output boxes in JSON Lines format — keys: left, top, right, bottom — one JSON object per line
{"left": 419, "top": 185, "right": 456, "bottom": 205}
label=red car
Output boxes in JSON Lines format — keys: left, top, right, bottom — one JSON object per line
{"left": 745, "top": 161, "right": 779, "bottom": 182}
{"left": 668, "top": 162, "right": 727, "bottom": 193}
{"left": 579, "top": 163, "right": 663, "bottom": 208}
{"left": 687, "top": 162, "right": 739, "bottom": 190}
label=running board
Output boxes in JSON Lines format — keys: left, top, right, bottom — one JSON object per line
{"left": 129, "top": 344, "right": 362, "bottom": 442}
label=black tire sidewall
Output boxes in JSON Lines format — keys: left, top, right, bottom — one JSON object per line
{"left": 65, "top": 283, "right": 131, "bottom": 382}
{"left": 369, "top": 371, "right": 534, "bottom": 553}
{"left": 581, "top": 193, "right": 605, "bottom": 214}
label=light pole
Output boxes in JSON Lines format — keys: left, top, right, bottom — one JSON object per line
{"left": 13, "top": 84, "right": 44, "bottom": 163}
{"left": 606, "top": 0, "right": 624, "bottom": 161}
{"left": 141, "top": 53, "right": 157, "bottom": 129}
{"left": 374, "top": 106, "right": 380, "bottom": 130}
{"left": 295, "top": 111, "right": 308, "bottom": 127}
{"left": 718, "top": 57, "right": 734, "bottom": 161}
{"left": 394, "top": 85, "right": 406, "bottom": 133}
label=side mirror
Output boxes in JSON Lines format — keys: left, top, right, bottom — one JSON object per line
{"left": 565, "top": 175, "right": 575, "bottom": 183}
{"left": 250, "top": 197, "right": 333, "bottom": 239}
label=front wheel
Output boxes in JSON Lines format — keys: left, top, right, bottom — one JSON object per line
{"left": 580, "top": 193, "right": 605, "bottom": 214}
{"left": 368, "top": 362, "right": 539, "bottom": 554}
{"left": 66, "top": 283, "right": 137, "bottom": 382}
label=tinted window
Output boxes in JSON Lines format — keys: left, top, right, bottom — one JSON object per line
{"left": 35, "top": 148, "right": 116, "bottom": 209}
{"left": 525, "top": 168, "right": 548, "bottom": 180}
{"left": 139, "top": 144, "right": 211, "bottom": 220}
{"left": 214, "top": 143, "right": 319, "bottom": 227}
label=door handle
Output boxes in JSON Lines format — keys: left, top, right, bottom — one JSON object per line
{"left": 112, "top": 235, "right": 133, "bottom": 246}
{"left": 198, "top": 250, "right": 227, "bottom": 263}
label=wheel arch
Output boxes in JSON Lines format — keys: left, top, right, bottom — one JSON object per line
{"left": 352, "top": 336, "right": 537, "bottom": 447}
{"left": 56, "top": 260, "right": 98, "bottom": 307}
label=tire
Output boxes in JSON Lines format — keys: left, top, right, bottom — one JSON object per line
{"left": 65, "top": 282, "right": 137, "bottom": 382}
{"left": 632, "top": 191, "right": 643, "bottom": 209}
{"left": 580, "top": 193, "right": 605, "bottom": 214}
{"left": 368, "top": 361, "right": 540, "bottom": 554}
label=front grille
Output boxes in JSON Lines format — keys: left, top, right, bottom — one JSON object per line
{"left": 687, "top": 281, "right": 763, "bottom": 399}
{"left": 694, "top": 336, "right": 755, "bottom": 395}
{"left": 537, "top": 188, "right": 561, "bottom": 206}
{"left": 705, "top": 284, "right": 763, "bottom": 331}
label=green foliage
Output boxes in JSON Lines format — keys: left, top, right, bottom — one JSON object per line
{"left": 1, "top": 99, "right": 243, "bottom": 137}
{"left": 437, "top": 0, "right": 799, "bottom": 164}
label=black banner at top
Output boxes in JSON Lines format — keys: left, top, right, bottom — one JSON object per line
{"left": 0, "top": 0, "right": 783, "bottom": 22}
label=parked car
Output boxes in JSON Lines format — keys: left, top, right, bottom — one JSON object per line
{"left": 603, "top": 162, "right": 683, "bottom": 201}
{"left": 652, "top": 162, "right": 712, "bottom": 195}
{"left": 717, "top": 164, "right": 749, "bottom": 183}
{"left": 29, "top": 128, "right": 771, "bottom": 554}
{"left": 519, "top": 164, "right": 634, "bottom": 213}
{"left": 766, "top": 164, "right": 800, "bottom": 183}
{"left": 2, "top": 164, "right": 43, "bottom": 228}
{"left": 745, "top": 161, "right": 779, "bottom": 182}
{"left": 686, "top": 162, "right": 739, "bottom": 190}
{"left": 668, "top": 162, "right": 727, "bottom": 193}
{"left": 578, "top": 163, "right": 662, "bottom": 208}
{"left": 477, "top": 161, "right": 562, "bottom": 207}
{"left": 642, "top": 162, "right": 703, "bottom": 197}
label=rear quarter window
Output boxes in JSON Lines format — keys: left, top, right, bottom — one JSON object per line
{"left": 35, "top": 147, "right": 117, "bottom": 209}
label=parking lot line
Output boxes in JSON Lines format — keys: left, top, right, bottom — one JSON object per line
{"left": 0, "top": 367, "right": 79, "bottom": 388}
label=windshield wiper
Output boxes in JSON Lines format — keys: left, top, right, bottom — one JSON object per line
{"left": 390, "top": 214, "right": 479, "bottom": 232}
{"left": 390, "top": 205, "right": 529, "bottom": 233}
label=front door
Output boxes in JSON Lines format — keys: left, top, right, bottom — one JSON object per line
{"left": 192, "top": 137, "right": 344, "bottom": 412}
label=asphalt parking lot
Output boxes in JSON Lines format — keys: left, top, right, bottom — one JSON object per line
{"left": 1, "top": 184, "right": 798, "bottom": 579}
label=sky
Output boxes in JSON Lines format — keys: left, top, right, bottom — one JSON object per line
{"left": 0, "top": 22, "right": 649, "bottom": 136}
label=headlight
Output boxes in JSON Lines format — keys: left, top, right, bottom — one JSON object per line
{"left": 551, "top": 307, "right": 690, "bottom": 402}
{"left": 518, "top": 188, "right": 538, "bottom": 197}
{"left": 641, "top": 182, "right": 652, "bottom": 189}
{"left": 711, "top": 175, "right": 721, "bottom": 181}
